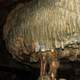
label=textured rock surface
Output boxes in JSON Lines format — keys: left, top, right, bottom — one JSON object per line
{"left": 3, "top": 0, "right": 80, "bottom": 62}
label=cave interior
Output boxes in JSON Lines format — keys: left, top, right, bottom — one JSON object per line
{"left": 0, "top": 0, "right": 80, "bottom": 80}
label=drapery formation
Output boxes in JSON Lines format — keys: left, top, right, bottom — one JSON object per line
{"left": 3, "top": 0, "right": 80, "bottom": 62}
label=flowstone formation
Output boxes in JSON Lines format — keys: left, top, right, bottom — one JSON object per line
{"left": 3, "top": 0, "right": 80, "bottom": 80}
